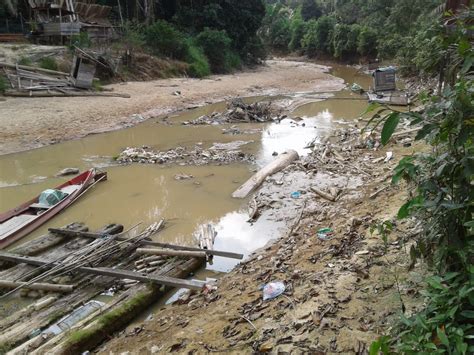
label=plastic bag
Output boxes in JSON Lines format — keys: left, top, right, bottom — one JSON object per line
{"left": 39, "top": 189, "right": 68, "bottom": 206}
{"left": 262, "top": 281, "right": 285, "bottom": 301}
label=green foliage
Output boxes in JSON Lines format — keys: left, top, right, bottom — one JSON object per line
{"left": 357, "top": 26, "right": 378, "bottom": 57}
{"left": 0, "top": 75, "right": 8, "bottom": 93}
{"left": 370, "top": 220, "right": 393, "bottom": 252}
{"left": 39, "top": 57, "right": 58, "bottom": 71}
{"left": 269, "top": 15, "right": 292, "bottom": 51}
{"left": 301, "top": 16, "right": 335, "bottom": 57}
{"left": 395, "top": 271, "right": 474, "bottom": 354}
{"left": 185, "top": 40, "right": 211, "bottom": 78}
{"left": 241, "top": 35, "right": 267, "bottom": 64}
{"left": 367, "top": 17, "right": 474, "bottom": 353}
{"left": 122, "top": 21, "right": 145, "bottom": 51}
{"left": 18, "top": 57, "right": 32, "bottom": 66}
{"left": 196, "top": 28, "right": 238, "bottom": 73}
{"left": 144, "top": 20, "right": 188, "bottom": 60}
{"left": 300, "top": 0, "right": 322, "bottom": 21}
{"left": 288, "top": 10, "right": 307, "bottom": 51}
{"left": 69, "top": 32, "right": 91, "bottom": 49}
{"left": 332, "top": 23, "right": 360, "bottom": 59}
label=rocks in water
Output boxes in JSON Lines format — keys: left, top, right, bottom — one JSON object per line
{"left": 117, "top": 144, "right": 255, "bottom": 166}
{"left": 56, "top": 168, "right": 79, "bottom": 176}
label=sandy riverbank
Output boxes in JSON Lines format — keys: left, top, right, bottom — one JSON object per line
{"left": 0, "top": 59, "right": 344, "bottom": 156}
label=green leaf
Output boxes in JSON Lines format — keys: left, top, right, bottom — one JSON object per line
{"left": 398, "top": 201, "right": 411, "bottom": 219}
{"left": 460, "top": 310, "right": 474, "bottom": 319}
{"left": 437, "top": 327, "right": 450, "bottom": 348}
{"left": 381, "top": 112, "right": 400, "bottom": 145}
{"left": 362, "top": 102, "right": 382, "bottom": 115}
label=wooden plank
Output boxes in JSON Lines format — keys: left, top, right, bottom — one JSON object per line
{"left": 0, "top": 252, "right": 205, "bottom": 290}
{"left": 0, "top": 280, "right": 74, "bottom": 293}
{"left": 0, "top": 62, "right": 69, "bottom": 77}
{"left": 136, "top": 248, "right": 207, "bottom": 258}
{"left": 232, "top": 150, "right": 299, "bottom": 198}
{"left": 48, "top": 228, "right": 244, "bottom": 259}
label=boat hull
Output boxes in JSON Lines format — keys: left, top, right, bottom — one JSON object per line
{"left": 0, "top": 169, "right": 104, "bottom": 249}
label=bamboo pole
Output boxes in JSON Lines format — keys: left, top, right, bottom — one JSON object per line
{"left": 0, "top": 280, "right": 74, "bottom": 293}
{"left": 136, "top": 248, "right": 207, "bottom": 258}
{"left": 0, "top": 62, "right": 69, "bottom": 77}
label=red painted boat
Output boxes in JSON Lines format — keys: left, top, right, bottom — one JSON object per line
{"left": 0, "top": 169, "right": 107, "bottom": 249}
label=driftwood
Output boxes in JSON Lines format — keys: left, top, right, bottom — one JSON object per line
{"left": 0, "top": 280, "right": 74, "bottom": 293}
{"left": 311, "top": 186, "right": 337, "bottom": 202}
{"left": 0, "top": 252, "right": 205, "bottom": 290}
{"left": 232, "top": 150, "right": 299, "bottom": 198}
{"left": 136, "top": 248, "right": 207, "bottom": 258}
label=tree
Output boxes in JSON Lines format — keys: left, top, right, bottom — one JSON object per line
{"left": 301, "top": 0, "right": 322, "bottom": 21}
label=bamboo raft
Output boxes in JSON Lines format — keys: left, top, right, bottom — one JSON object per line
{"left": 0, "top": 220, "right": 242, "bottom": 353}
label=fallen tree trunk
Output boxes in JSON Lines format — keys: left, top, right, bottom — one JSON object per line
{"left": 232, "top": 150, "right": 299, "bottom": 198}
{"left": 0, "top": 280, "right": 74, "bottom": 293}
{"left": 136, "top": 248, "right": 206, "bottom": 258}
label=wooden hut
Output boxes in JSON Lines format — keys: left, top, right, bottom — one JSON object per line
{"left": 70, "top": 52, "right": 96, "bottom": 89}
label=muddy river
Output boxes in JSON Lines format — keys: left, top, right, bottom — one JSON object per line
{"left": 0, "top": 65, "right": 372, "bottom": 279}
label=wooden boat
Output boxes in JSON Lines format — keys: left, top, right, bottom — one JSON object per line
{"left": 0, "top": 169, "right": 107, "bottom": 249}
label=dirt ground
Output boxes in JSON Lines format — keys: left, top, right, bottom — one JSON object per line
{"left": 0, "top": 59, "right": 343, "bottom": 156}
{"left": 100, "top": 127, "right": 427, "bottom": 354}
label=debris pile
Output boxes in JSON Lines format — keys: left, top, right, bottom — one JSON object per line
{"left": 116, "top": 144, "right": 255, "bottom": 166}
{"left": 182, "top": 99, "right": 283, "bottom": 125}
{"left": 0, "top": 58, "right": 128, "bottom": 98}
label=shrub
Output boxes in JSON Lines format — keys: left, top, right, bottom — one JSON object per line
{"left": 196, "top": 28, "right": 236, "bottom": 73}
{"left": 70, "top": 32, "right": 91, "bottom": 49}
{"left": 301, "top": 16, "right": 335, "bottom": 57}
{"left": 357, "top": 26, "right": 378, "bottom": 57}
{"left": 185, "top": 41, "right": 211, "bottom": 78}
{"left": 288, "top": 12, "right": 307, "bottom": 52}
{"left": 332, "top": 23, "right": 360, "bottom": 59}
{"left": 241, "top": 35, "right": 267, "bottom": 64}
{"left": 18, "top": 57, "right": 32, "bottom": 66}
{"left": 0, "top": 75, "right": 8, "bottom": 93}
{"left": 144, "top": 20, "right": 188, "bottom": 60}
{"left": 122, "top": 21, "right": 145, "bottom": 51}
{"left": 269, "top": 16, "right": 291, "bottom": 51}
{"left": 39, "top": 57, "right": 58, "bottom": 71}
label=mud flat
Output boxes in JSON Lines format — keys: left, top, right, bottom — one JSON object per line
{"left": 101, "top": 120, "right": 428, "bottom": 354}
{"left": 0, "top": 59, "right": 344, "bottom": 156}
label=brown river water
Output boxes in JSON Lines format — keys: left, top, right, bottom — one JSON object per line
{"left": 0, "top": 65, "right": 372, "bottom": 278}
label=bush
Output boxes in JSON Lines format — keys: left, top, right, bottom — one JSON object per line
{"left": 269, "top": 16, "right": 291, "bottom": 51}
{"left": 196, "top": 28, "right": 237, "bottom": 73}
{"left": 332, "top": 23, "right": 360, "bottom": 59}
{"left": 70, "top": 32, "right": 91, "bottom": 49}
{"left": 357, "top": 26, "right": 378, "bottom": 57}
{"left": 39, "top": 57, "right": 58, "bottom": 71}
{"left": 185, "top": 41, "right": 211, "bottom": 78}
{"left": 144, "top": 20, "right": 188, "bottom": 60}
{"left": 122, "top": 21, "right": 145, "bottom": 51}
{"left": 0, "top": 75, "right": 7, "bottom": 93}
{"left": 241, "top": 35, "right": 267, "bottom": 64}
{"left": 288, "top": 12, "right": 307, "bottom": 52}
{"left": 301, "top": 16, "right": 335, "bottom": 57}
{"left": 18, "top": 57, "right": 32, "bottom": 66}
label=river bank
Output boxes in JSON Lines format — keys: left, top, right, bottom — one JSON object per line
{"left": 0, "top": 59, "right": 343, "bottom": 156}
